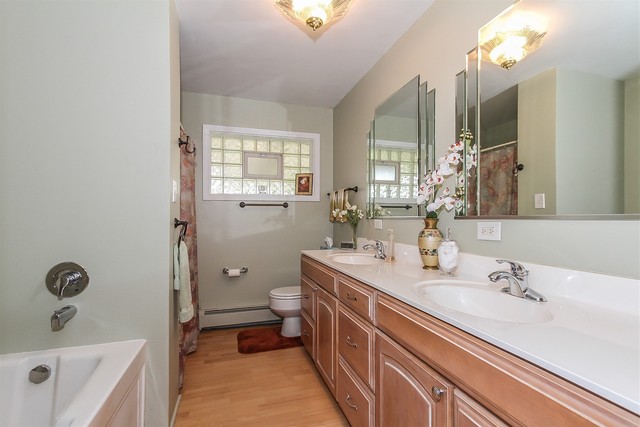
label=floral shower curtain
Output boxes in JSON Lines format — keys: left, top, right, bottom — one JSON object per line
{"left": 178, "top": 125, "right": 199, "bottom": 390}
{"left": 479, "top": 144, "right": 518, "bottom": 215}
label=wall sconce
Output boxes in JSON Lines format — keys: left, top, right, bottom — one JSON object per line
{"left": 480, "top": 11, "right": 547, "bottom": 70}
{"left": 275, "top": 0, "right": 353, "bottom": 32}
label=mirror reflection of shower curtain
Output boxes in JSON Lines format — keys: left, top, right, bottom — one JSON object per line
{"left": 479, "top": 143, "right": 518, "bottom": 215}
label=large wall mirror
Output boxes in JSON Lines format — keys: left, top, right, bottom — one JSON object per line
{"left": 459, "top": 0, "right": 639, "bottom": 218}
{"left": 368, "top": 76, "right": 435, "bottom": 218}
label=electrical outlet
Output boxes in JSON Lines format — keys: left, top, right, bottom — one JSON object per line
{"left": 374, "top": 219, "right": 383, "bottom": 229}
{"left": 534, "top": 193, "right": 546, "bottom": 209}
{"left": 477, "top": 222, "right": 501, "bottom": 241}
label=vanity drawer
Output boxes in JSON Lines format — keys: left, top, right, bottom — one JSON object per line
{"left": 300, "top": 310, "right": 315, "bottom": 361}
{"left": 338, "top": 306, "right": 374, "bottom": 390}
{"left": 300, "top": 275, "right": 316, "bottom": 320}
{"left": 301, "top": 255, "right": 337, "bottom": 295}
{"left": 338, "top": 276, "right": 375, "bottom": 323}
{"left": 337, "top": 356, "right": 375, "bottom": 427}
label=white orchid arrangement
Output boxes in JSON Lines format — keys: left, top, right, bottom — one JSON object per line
{"left": 417, "top": 131, "right": 475, "bottom": 217}
{"left": 332, "top": 202, "right": 365, "bottom": 230}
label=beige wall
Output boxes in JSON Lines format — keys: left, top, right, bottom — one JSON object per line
{"left": 181, "top": 92, "right": 333, "bottom": 316}
{"left": 334, "top": 0, "right": 640, "bottom": 279}
{"left": 0, "top": 1, "right": 179, "bottom": 425}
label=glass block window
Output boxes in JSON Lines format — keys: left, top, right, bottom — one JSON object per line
{"left": 202, "top": 125, "right": 320, "bottom": 201}
{"left": 371, "top": 147, "right": 418, "bottom": 202}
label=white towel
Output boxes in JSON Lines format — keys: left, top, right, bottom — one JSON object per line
{"left": 173, "top": 241, "right": 194, "bottom": 323}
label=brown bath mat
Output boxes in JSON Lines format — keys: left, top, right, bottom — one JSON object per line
{"left": 237, "top": 326, "right": 302, "bottom": 354}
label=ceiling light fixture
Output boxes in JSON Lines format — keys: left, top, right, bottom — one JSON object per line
{"left": 479, "top": 11, "right": 547, "bottom": 70}
{"left": 275, "top": 0, "right": 353, "bottom": 32}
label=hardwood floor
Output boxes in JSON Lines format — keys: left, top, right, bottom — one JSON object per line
{"left": 174, "top": 326, "right": 349, "bottom": 427}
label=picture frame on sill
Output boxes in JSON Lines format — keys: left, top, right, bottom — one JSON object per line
{"left": 295, "top": 173, "right": 313, "bottom": 195}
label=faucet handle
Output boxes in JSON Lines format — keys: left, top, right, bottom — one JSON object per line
{"left": 496, "top": 259, "right": 528, "bottom": 277}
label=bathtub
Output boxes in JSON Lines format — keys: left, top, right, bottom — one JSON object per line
{"left": 0, "top": 339, "right": 146, "bottom": 427}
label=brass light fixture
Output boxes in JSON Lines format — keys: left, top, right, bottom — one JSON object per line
{"left": 480, "top": 11, "right": 547, "bottom": 70}
{"left": 275, "top": 0, "right": 353, "bottom": 31}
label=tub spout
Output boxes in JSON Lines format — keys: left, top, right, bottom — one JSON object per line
{"left": 51, "top": 305, "right": 77, "bottom": 332}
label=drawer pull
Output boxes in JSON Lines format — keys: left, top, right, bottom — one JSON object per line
{"left": 346, "top": 394, "right": 358, "bottom": 411}
{"left": 431, "top": 386, "right": 445, "bottom": 402}
{"left": 346, "top": 292, "right": 358, "bottom": 301}
{"left": 346, "top": 336, "right": 358, "bottom": 348}
{"left": 302, "top": 330, "right": 310, "bottom": 337}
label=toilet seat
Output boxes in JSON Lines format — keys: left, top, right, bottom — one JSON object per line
{"left": 269, "top": 286, "right": 301, "bottom": 300}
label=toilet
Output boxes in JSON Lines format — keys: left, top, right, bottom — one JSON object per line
{"left": 269, "top": 286, "right": 302, "bottom": 337}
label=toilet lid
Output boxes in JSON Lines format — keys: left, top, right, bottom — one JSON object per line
{"left": 269, "top": 286, "right": 301, "bottom": 299}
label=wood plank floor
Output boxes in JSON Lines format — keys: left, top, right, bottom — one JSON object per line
{"left": 174, "top": 326, "right": 349, "bottom": 427}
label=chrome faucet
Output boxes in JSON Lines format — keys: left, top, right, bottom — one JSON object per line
{"left": 363, "top": 240, "right": 386, "bottom": 260}
{"left": 488, "top": 259, "right": 547, "bottom": 302}
{"left": 51, "top": 305, "right": 77, "bottom": 331}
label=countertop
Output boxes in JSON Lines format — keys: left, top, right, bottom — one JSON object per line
{"left": 302, "top": 247, "right": 640, "bottom": 415}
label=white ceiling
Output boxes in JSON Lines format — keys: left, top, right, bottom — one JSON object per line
{"left": 176, "top": 0, "right": 435, "bottom": 108}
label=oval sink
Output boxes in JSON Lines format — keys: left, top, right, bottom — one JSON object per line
{"left": 327, "top": 253, "right": 380, "bottom": 265}
{"left": 412, "top": 280, "right": 553, "bottom": 324}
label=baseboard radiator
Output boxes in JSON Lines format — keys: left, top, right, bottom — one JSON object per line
{"left": 199, "top": 305, "right": 279, "bottom": 329}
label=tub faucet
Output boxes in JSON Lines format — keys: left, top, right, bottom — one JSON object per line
{"left": 51, "top": 305, "right": 77, "bottom": 332}
{"left": 488, "top": 259, "right": 547, "bottom": 302}
{"left": 363, "top": 240, "right": 386, "bottom": 260}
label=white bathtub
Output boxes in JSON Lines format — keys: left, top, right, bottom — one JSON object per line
{"left": 0, "top": 339, "right": 146, "bottom": 427}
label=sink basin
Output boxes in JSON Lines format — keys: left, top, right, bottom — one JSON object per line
{"left": 412, "top": 280, "right": 553, "bottom": 324}
{"left": 327, "top": 253, "right": 380, "bottom": 265}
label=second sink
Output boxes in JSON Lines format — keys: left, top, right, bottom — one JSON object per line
{"left": 412, "top": 280, "right": 553, "bottom": 324}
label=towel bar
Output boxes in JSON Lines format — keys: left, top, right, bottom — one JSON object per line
{"left": 239, "top": 202, "right": 288, "bottom": 208}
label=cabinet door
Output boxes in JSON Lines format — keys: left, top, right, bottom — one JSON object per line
{"left": 376, "top": 331, "right": 452, "bottom": 427}
{"left": 453, "top": 389, "right": 508, "bottom": 427}
{"left": 316, "top": 286, "right": 338, "bottom": 397}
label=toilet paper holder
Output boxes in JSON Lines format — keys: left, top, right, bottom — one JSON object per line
{"left": 222, "top": 267, "right": 248, "bottom": 275}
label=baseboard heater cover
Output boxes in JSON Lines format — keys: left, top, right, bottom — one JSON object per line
{"left": 199, "top": 305, "right": 279, "bottom": 329}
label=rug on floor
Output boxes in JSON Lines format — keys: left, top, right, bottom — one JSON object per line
{"left": 237, "top": 326, "right": 303, "bottom": 354}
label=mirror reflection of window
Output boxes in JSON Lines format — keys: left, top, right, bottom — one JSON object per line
{"left": 374, "top": 162, "right": 399, "bottom": 184}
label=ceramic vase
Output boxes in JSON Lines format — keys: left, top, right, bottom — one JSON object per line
{"left": 418, "top": 217, "right": 443, "bottom": 270}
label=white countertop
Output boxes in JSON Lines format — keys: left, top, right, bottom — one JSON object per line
{"left": 302, "top": 245, "right": 640, "bottom": 415}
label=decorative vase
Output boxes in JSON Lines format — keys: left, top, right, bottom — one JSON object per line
{"left": 351, "top": 224, "right": 358, "bottom": 250}
{"left": 418, "top": 217, "right": 443, "bottom": 270}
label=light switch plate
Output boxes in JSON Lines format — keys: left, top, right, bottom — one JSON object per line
{"left": 374, "top": 219, "right": 383, "bottom": 229}
{"left": 172, "top": 180, "right": 178, "bottom": 203}
{"left": 477, "top": 222, "right": 501, "bottom": 241}
{"left": 534, "top": 193, "right": 546, "bottom": 209}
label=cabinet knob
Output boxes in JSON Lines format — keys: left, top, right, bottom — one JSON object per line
{"left": 346, "top": 336, "right": 358, "bottom": 348}
{"left": 346, "top": 292, "right": 358, "bottom": 301}
{"left": 302, "top": 330, "right": 310, "bottom": 337}
{"left": 346, "top": 394, "right": 358, "bottom": 411}
{"left": 303, "top": 293, "right": 310, "bottom": 299}
{"left": 431, "top": 386, "right": 445, "bottom": 402}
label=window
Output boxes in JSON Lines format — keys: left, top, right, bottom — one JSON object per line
{"left": 202, "top": 125, "right": 320, "bottom": 201}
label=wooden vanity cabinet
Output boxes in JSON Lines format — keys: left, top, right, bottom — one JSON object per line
{"left": 300, "top": 255, "right": 639, "bottom": 426}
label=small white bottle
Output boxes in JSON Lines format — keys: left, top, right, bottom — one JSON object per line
{"left": 386, "top": 229, "right": 396, "bottom": 263}
{"left": 438, "top": 228, "right": 459, "bottom": 276}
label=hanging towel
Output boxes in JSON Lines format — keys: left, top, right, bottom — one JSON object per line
{"left": 173, "top": 241, "right": 194, "bottom": 323}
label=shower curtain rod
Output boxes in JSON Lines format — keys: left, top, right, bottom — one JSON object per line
{"left": 480, "top": 140, "right": 517, "bottom": 153}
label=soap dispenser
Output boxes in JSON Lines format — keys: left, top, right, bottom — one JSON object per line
{"left": 438, "top": 228, "right": 459, "bottom": 276}
{"left": 386, "top": 229, "right": 396, "bottom": 263}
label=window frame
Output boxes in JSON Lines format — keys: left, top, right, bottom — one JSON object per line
{"left": 202, "top": 124, "right": 320, "bottom": 202}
